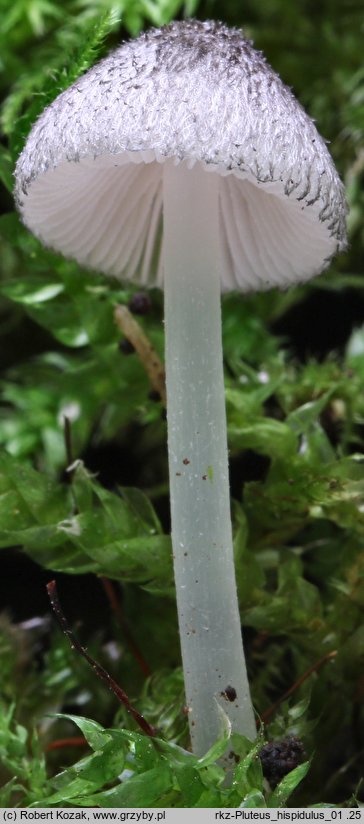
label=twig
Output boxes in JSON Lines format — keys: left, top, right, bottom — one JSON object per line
{"left": 46, "top": 580, "right": 158, "bottom": 738}
{"left": 101, "top": 577, "right": 151, "bottom": 678}
{"left": 47, "top": 737, "right": 87, "bottom": 752}
{"left": 114, "top": 305, "right": 166, "bottom": 405}
{"left": 260, "top": 649, "right": 338, "bottom": 725}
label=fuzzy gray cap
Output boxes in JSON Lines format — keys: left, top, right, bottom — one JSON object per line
{"left": 15, "top": 19, "right": 347, "bottom": 291}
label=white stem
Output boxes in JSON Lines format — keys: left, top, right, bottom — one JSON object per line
{"left": 163, "top": 159, "right": 256, "bottom": 756}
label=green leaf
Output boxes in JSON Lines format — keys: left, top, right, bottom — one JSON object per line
{"left": 245, "top": 557, "right": 322, "bottom": 633}
{"left": 233, "top": 510, "right": 266, "bottom": 609}
{"left": 228, "top": 416, "right": 298, "bottom": 461}
{"left": 0, "top": 777, "right": 25, "bottom": 807}
{"left": 196, "top": 706, "right": 232, "bottom": 768}
{"left": 75, "top": 765, "right": 173, "bottom": 807}
{"left": 118, "top": 486, "right": 163, "bottom": 536}
{"left": 36, "top": 740, "right": 126, "bottom": 805}
{"left": 286, "top": 391, "right": 338, "bottom": 435}
{"left": 269, "top": 761, "right": 311, "bottom": 806}
{"left": 0, "top": 450, "right": 66, "bottom": 528}
{"left": 51, "top": 714, "right": 111, "bottom": 750}
{"left": 239, "top": 790, "right": 267, "bottom": 807}
{"left": 230, "top": 735, "right": 265, "bottom": 800}
{"left": 0, "top": 452, "right": 173, "bottom": 589}
{"left": 1, "top": 277, "right": 65, "bottom": 305}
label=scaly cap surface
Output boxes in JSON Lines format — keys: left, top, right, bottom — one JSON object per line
{"left": 15, "top": 19, "right": 348, "bottom": 291}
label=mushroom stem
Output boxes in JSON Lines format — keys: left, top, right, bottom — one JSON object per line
{"left": 163, "top": 159, "right": 256, "bottom": 756}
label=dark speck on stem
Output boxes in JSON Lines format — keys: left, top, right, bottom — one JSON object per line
{"left": 221, "top": 685, "right": 237, "bottom": 702}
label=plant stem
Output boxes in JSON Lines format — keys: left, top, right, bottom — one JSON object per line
{"left": 260, "top": 649, "right": 338, "bottom": 725}
{"left": 163, "top": 160, "right": 256, "bottom": 756}
{"left": 46, "top": 580, "right": 157, "bottom": 738}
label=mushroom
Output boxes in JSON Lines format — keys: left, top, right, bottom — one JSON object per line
{"left": 15, "top": 19, "right": 347, "bottom": 757}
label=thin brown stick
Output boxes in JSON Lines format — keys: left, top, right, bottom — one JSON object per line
{"left": 46, "top": 736, "right": 87, "bottom": 752}
{"left": 46, "top": 580, "right": 157, "bottom": 738}
{"left": 260, "top": 649, "right": 338, "bottom": 725}
{"left": 114, "top": 305, "right": 166, "bottom": 405}
{"left": 100, "top": 577, "right": 151, "bottom": 678}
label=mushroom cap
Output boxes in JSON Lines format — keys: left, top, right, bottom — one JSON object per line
{"left": 15, "top": 19, "right": 347, "bottom": 292}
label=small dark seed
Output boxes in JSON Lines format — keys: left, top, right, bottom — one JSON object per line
{"left": 128, "top": 292, "right": 152, "bottom": 315}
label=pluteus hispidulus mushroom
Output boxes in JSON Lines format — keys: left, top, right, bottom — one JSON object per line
{"left": 15, "top": 19, "right": 347, "bottom": 757}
